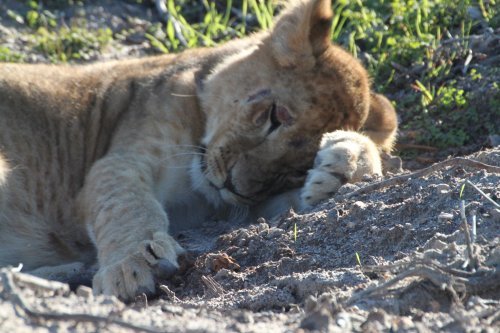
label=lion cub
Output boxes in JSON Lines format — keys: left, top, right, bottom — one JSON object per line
{"left": 0, "top": 0, "right": 397, "bottom": 300}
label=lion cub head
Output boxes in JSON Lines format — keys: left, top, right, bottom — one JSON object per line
{"left": 192, "top": 0, "right": 371, "bottom": 206}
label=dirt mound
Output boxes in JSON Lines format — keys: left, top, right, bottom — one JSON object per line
{"left": 1, "top": 148, "right": 498, "bottom": 332}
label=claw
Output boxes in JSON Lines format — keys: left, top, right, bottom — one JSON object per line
{"left": 154, "top": 258, "right": 179, "bottom": 278}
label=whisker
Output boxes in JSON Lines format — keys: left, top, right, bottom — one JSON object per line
{"left": 157, "top": 152, "right": 206, "bottom": 164}
{"left": 170, "top": 93, "right": 197, "bottom": 97}
{"left": 162, "top": 143, "right": 206, "bottom": 151}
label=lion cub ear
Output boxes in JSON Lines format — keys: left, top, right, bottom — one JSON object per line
{"left": 270, "top": 0, "right": 333, "bottom": 68}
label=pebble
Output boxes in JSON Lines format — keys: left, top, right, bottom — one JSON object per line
{"left": 352, "top": 201, "right": 368, "bottom": 210}
{"left": 438, "top": 212, "right": 454, "bottom": 222}
{"left": 75, "top": 285, "right": 93, "bottom": 299}
{"left": 337, "top": 183, "right": 360, "bottom": 195}
{"left": 435, "top": 183, "right": 451, "bottom": 194}
{"left": 424, "top": 238, "right": 448, "bottom": 251}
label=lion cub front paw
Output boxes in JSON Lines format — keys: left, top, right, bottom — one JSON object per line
{"left": 301, "top": 130, "right": 382, "bottom": 207}
{"left": 93, "top": 232, "right": 184, "bottom": 300}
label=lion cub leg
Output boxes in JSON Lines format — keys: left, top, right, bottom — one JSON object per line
{"left": 300, "top": 130, "right": 382, "bottom": 207}
{"left": 80, "top": 155, "right": 184, "bottom": 300}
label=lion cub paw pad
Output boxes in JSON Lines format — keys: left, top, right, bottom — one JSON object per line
{"left": 93, "top": 232, "right": 184, "bottom": 300}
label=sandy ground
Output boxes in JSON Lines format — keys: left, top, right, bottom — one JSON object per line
{"left": 1, "top": 148, "right": 499, "bottom": 332}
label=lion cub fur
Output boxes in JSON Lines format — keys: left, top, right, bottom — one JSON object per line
{"left": 0, "top": 0, "right": 397, "bottom": 300}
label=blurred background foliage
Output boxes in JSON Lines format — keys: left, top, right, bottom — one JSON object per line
{"left": 1, "top": 0, "right": 498, "bottom": 157}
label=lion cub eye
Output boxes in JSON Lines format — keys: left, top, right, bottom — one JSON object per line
{"left": 250, "top": 100, "right": 293, "bottom": 132}
{"left": 269, "top": 104, "right": 293, "bottom": 133}
{"left": 268, "top": 103, "right": 280, "bottom": 133}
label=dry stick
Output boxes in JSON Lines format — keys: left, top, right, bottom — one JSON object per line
{"left": 345, "top": 265, "right": 463, "bottom": 307}
{"left": 345, "top": 157, "right": 500, "bottom": 199}
{"left": 0, "top": 270, "right": 162, "bottom": 333}
{"left": 366, "top": 256, "right": 473, "bottom": 278}
{"left": 11, "top": 272, "right": 70, "bottom": 295}
{"left": 486, "top": 310, "right": 500, "bottom": 325}
{"left": 465, "top": 179, "right": 500, "bottom": 208}
{"left": 159, "top": 284, "right": 180, "bottom": 302}
{"left": 201, "top": 275, "right": 224, "bottom": 297}
{"left": 349, "top": 258, "right": 499, "bottom": 308}
{"left": 460, "top": 200, "right": 479, "bottom": 270}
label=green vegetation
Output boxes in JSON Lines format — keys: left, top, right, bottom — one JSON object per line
{"left": 1, "top": 0, "right": 498, "bottom": 150}
{"left": 32, "top": 26, "right": 112, "bottom": 62}
{"left": 0, "top": 47, "right": 25, "bottom": 62}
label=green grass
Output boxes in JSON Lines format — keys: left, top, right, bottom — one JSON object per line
{"left": 2, "top": 0, "right": 499, "bottom": 149}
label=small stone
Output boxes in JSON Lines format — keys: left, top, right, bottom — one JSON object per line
{"left": 75, "top": 285, "right": 93, "bottom": 299}
{"left": 257, "top": 220, "right": 269, "bottom": 232}
{"left": 352, "top": 201, "right": 368, "bottom": 210}
{"left": 337, "top": 183, "right": 360, "bottom": 195}
{"left": 424, "top": 238, "right": 448, "bottom": 251}
{"left": 266, "top": 228, "right": 284, "bottom": 239}
{"left": 436, "top": 183, "right": 451, "bottom": 194}
{"left": 347, "top": 221, "right": 356, "bottom": 229}
{"left": 438, "top": 212, "right": 454, "bottom": 222}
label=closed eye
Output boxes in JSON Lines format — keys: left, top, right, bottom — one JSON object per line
{"left": 268, "top": 102, "right": 281, "bottom": 134}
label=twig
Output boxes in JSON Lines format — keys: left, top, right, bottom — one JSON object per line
{"left": 159, "top": 284, "right": 180, "bottom": 302}
{"left": 460, "top": 200, "right": 479, "bottom": 270}
{"left": 201, "top": 275, "right": 224, "bottom": 297}
{"left": 486, "top": 309, "right": 500, "bottom": 325}
{"left": 0, "top": 269, "right": 161, "bottom": 333}
{"left": 465, "top": 180, "right": 500, "bottom": 208}
{"left": 346, "top": 265, "right": 463, "bottom": 306}
{"left": 347, "top": 258, "right": 499, "bottom": 308}
{"left": 12, "top": 271, "right": 69, "bottom": 295}
{"left": 345, "top": 157, "right": 500, "bottom": 199}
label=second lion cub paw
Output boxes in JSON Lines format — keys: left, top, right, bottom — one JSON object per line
{"left": 300, "top": 130, "right": 382, "bottom": 207}
{"left": 93, "top": 232, "right": 184, "bottom": 300}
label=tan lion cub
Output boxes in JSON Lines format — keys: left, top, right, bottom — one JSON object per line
{"left": 0, "top": 0, "right": 397, "bottom": 300}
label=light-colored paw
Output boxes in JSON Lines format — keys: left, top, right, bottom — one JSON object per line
{"left": 301, "top": 168, "right": 346, "bottom": 207}
{"left": 300, "top": 130, "right": 382, "bottom": 208}
{"left": 93, "top": 232, "right": 184, "bottom": 300}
